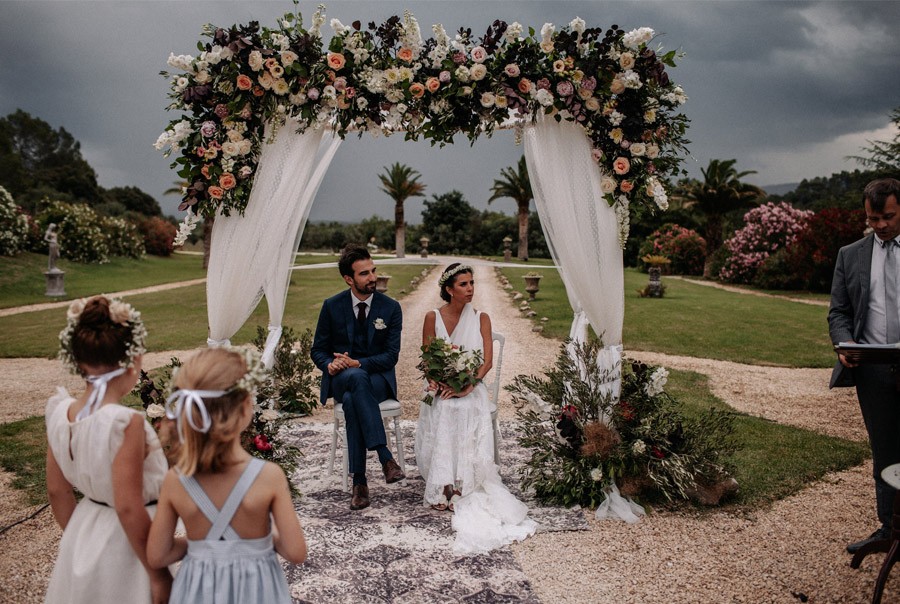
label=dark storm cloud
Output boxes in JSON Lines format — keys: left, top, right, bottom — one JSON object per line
{"left": 0, "top": 1, "right": 897, "bottom": 219}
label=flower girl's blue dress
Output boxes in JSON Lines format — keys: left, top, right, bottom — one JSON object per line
{"left": 170, "top": 457, "right": 291, "bottom": 604}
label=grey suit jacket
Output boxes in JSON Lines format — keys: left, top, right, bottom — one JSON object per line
{"left": 827, "top": 234, "right": 876, "bottom": 388}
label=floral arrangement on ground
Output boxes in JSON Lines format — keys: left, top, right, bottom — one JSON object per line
{"left": 157, "top": 1, "right": 688, "bottom": 244}
{"left": 137, "top": 326, "right": 319, "bottom": 496}
{"left": 508, "top": 339, "right": 738, "bottom": 508}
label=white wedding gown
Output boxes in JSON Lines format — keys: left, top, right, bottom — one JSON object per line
{"left": 415, "top": 304, "right": 537, "bottom": 554}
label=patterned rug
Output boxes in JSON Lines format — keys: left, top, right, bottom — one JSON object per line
{"left": 279, "top": 420, "right": 588, "bottom": 603}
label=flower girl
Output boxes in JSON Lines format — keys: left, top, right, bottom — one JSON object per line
{"left": 45, "top": 295, "right": 175, "bottom": 603}
{"left": 147, "top": 347, "right": 306, "bottom": 603}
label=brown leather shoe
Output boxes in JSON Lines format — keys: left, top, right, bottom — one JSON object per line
{"left": 382, "top": 459, "right": 405, "bottom": 484}
{"left": 350, "top": 484, "right": 370, "bottom": 510}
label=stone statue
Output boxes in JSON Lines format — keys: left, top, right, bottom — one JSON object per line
{"left": 44, "top": 223, "right": 60, "bottom": 272}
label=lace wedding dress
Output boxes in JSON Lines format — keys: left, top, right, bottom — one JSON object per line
{"left": 415, "top": 303, "right": 537, "bottom": 554}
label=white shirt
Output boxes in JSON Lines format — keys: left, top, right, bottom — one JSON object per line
{"left": 863, "top": 234, "right": 900, "bottom": 344}
{"left": 350, "top": 292, "right": 371, "bottom": 319}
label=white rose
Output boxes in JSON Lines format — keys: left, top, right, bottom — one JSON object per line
{"left": 646, "top": 144, "right": 660, "bottom": 159}
{"left": 590, "top": 468, "right": 603, "bottom": 481}
{"left": 631, "top": 440, "right": 647, "bottom": 455}
{"left": 454, "top": 66, "right": 470, "bottom": 83}
{"left": 630, "top": 142, "right": 646, "bottom": 157}
{"left": 534, "top": 88, "right": 554, "bottom": 107}
{"left": 248, "top": 50, "right": 263, "bottom": 71}
{"left": 260, "top": 409, "right": 280, "bottom": 422}
{"left": 66, "top": 298, "right": 87, "bottom": 321}
{"left": 469, "top": 63, "right": 487, "bottom": 81}
{"left": 108, "top": 300, "right": 131, "bottom": 325}
{"left": 146, "top": 403, "right": 166, "bottom": 419}
{"left": 273, "top": 79, "right": 290, "bottom": 95}
{"left": 221, "top": 141, "right": 239, "bottom": 157}
{"left": 280, "top": 50, "right": 298, "bottom": 66}
{"left": 480, "top": 92, "right": 496, "bottom": 108}
{"left": 585, "top": 97, "right": 600, "bottom": 112}
{"left": 238, "top": 139, "right": 252, "bottom": 155}
{"left": 600, "top": 176, "right": 617, "bottom": 194}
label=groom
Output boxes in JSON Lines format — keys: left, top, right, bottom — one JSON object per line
{"left": 311, "top": 244, "right": 405, "bottom": 510}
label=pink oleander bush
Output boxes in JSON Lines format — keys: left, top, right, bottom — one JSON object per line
{"left": 638, "top": 223, "right": 707, "bottom": 275}
{"left": 718, "top": 202, "right": 814, "bottom": 284}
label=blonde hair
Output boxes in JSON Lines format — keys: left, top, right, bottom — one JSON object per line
{"left": 172, "top": 348, "right": 250, "bottom": 476}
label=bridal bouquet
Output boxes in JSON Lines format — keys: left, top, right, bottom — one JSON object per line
{"left": 418, "top": 337, "right": 484, "bottom": 405}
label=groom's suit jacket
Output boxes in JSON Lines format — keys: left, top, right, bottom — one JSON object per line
{"left": 310, "top": 289, "right": 402, "bottom": 404}
{"left": 828, "top": 233, "right": 877, "bottom": 388}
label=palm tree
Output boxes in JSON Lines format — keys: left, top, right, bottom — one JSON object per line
{"left": 378, "top": 163, "right": 426, "bottom": 258}
{"left": 488, "top": 156, "right": 533, "bottom": 261}
{"left": 164, "top": 179, "right": 213, "bottom": 269}
{"left": 681, "top": 159, "right": 764, "bottom": 253}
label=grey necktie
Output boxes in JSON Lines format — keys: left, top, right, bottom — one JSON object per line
{"left": 885, "top": 240, "right": 899, "bottom": 343}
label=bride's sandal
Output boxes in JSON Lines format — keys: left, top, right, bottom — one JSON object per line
{"left": 447, "top": 489, "right": 462, "bottom": 512}
{"left": 430, "top": 497, "right": 448, "bottom": 512}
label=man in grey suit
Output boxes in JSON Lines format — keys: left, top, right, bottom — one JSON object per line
{"left": 829, "top": 177, "right": 900, "bottom": 553}
{"left": 311, "top": 244, "right": 405, "bottom": 510}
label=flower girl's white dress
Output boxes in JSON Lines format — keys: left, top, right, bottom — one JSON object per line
{"left": 44, "top": 388, "right": 167, "bottom": 603}
{"left": 415, "top": 304, "right": 537, "bottom": 554}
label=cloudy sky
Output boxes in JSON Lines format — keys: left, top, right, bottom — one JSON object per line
{"left": 1, "top": 0, "right": 897, "bottom": 222}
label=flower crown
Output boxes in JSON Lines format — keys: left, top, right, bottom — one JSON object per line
{"left": 168, "top": 346, "right": 268, "bottom": 400}
{"left": 438, "top": 264, "right": 473, "bottom": 287}
{"left": 58, "top": 296, "right": 148, "bottom": 376}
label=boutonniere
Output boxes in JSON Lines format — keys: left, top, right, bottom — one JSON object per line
{"left": 374, "top": 318, "right": 386, "bottom": 330}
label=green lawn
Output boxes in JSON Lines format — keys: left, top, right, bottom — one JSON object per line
{"left": 0, "top": 263, "right": 430, "bottom": 358}
{"left": 498, "top": 266, "right": 834, "bottom": 368}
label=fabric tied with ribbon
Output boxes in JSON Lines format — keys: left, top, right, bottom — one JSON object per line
{"left": 595, "top": 482, "right": 646, "bottom": 524}
{"left": 75, "top": 367, "right": 127, "bottom": 421}
{"left": 166, "top": 389, "right": 226, "bottom": 441}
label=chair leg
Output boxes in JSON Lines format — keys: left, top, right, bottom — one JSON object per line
{"left": 492, "top": 414, "right": 501, "bottom": 465}
{"left": 328, "top": 418, "right": 339, "bottom": 475}
{"left": 872, "top": 539, "right": 900, "bottom": 604}
{"left": 392, "top": 415, "right": 407, "bottom": 486}
{"left": 341, "top": 434, "right": 351, "bottom": 493}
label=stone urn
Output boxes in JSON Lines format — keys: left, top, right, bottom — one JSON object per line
{"left": 376, "top": 274, "right": 391, "bottom": 293}
{"left": 419, "top": 236, "right": 430, "bottom": 258}
{"left": 522, "top": 273, "right": 543, "bottom": 300}
{"left": 640, "top": 254, "right": 671, "bottom": 298}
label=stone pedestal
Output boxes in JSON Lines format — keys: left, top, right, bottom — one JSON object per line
{"left": 647, "top": 267, "right": 663, "bottom": 298}
{"left": 45, "top": 269, "right": 66, "bottom": 297}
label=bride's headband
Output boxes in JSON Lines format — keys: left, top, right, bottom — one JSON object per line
{"left": 438, "top": 264, "right": 473, "bottom": 287}
{"left": 58, "top": 296, "right": 148, "bottom": 377}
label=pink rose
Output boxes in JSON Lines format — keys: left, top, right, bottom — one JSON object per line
{"left": 307, "top": 87, "right": 320, "bottom": 101}
{"left": 556, "top": 81, "right": 574, "bottom": 97}
{"left": 327, "top": 52, "right": 346, "bottom": 70}
{"left": 504, "top": 63, "right": 520, "bottom": 77}
{"left": 214, "top": 104, "right": 229, "bottom": 119}
{"left": 208, "top": 185, "right": 224, "bottom": 199}
{"left": 452, "top": 52, "right": 466, "bottom": 65}
{"left": 426, "top": 77, "right": 440, "bottom": 93}
{"left": 591, "top": 148, "right": 603, "bottom": 163}
{"left": 439, "top": 70, "right": 452, "bottom": 83}
{"left": 470, "top": 46, "right": 487, "bottom": 63}
{"left": 236, "top": 74, "right": 253, "bottom": 90}
{"left": 517, "top": 78, "right": 533, "bottom": 94}
{"left": 620, "top": 180, "right": 634, "bottom": 193}
{"left": 536, "top": 78, "right": 551, "bottom": 91}
{"left": 397, "top": 47, "right": 414, "bottom": 62}
{"left": 613, "top": 157, "right": 631, "bottom": 175}
{"left": 409, "top": 82, "right": 425, "bottom": 98}
{"left": 610, "top": 78, "right": 625, "bottom": 94}
{"left": 219, "top": 173, "right": 237, "bottom": 190}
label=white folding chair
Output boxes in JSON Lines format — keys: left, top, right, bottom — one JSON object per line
{"left": 487, "top": 331, "right": 505, "bottom": 465}
{"left": 327, "top": 397, "right": 407, "bottom": 492}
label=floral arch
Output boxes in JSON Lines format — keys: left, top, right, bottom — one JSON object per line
{"left": 156, "top": 5, "right": 689, "bottom": 371}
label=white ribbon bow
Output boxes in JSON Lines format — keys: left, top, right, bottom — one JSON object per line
{"left": 165, "top": 389, "right": 226, "bottom": 441}
{"left": 76, "top": 367, "right": 127, "bottom": 421}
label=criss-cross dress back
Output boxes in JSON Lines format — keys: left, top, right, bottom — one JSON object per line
{"left": 179, "top": 457, "right": 265, "bottom": 540}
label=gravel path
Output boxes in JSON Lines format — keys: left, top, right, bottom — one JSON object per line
{"left": 0, "top": 264, "right": 895, "bottom": 603}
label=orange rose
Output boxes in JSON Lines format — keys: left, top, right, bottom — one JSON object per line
{"left": 252, "top": 86, "right": 265, "bottom": 97}
{"left": 613, "top": 157, "right": 631, "bottom": 175}
{"left": 336, "top": 96, "right": 350, "bottom": 110}
{"left": 201, "top": 165, "right": 211, "bottom": 179}
{"left": 208, "top": 186, "right": 225, "bottom": 199}
{"left": 517, "top": 78, "right": 533, "bottom": 94}
{"left": 610, "top": 78, "right": 625, "bottom": 95}
{"left": 236, "top": 74, "right": 253, "bottom": 90}
{"left": 327, "top": 52, "right": 346, "bottom": 70}
{"left": 619, "top": 180, "right": 634, "bottom": 193}
{"left": 397, "top": 47, "right": 414, "bottom": 62}
{"left": 219, "top": 173, "right": 237, "bottom": 190}
{"left": 426, "top": 77, "right": 440, "bottom": 93}
{"left": 409, "top": 82, "right": 425, "bottom": 98}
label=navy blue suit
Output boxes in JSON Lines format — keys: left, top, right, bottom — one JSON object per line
{"left": 829, "top": 233, "right": 900, "bottom": 528}
{"left": 311, "top": 289, "right": 402, "bottom": 475}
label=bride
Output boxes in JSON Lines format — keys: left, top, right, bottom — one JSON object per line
{"left": 415, "top": 263, "right": 536, "bottom": 554}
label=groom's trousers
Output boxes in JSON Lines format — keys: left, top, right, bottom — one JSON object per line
{"left": 331, "top": 368, "right": 390, "bottom": 475}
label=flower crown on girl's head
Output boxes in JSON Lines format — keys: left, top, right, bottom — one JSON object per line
{"left": 438, "top": 264, "right": 473, "bottom": 287}
{"left": 58, "top": 296, "right": 148, "bottom": 376}
{"left": 165, "top": 347, "right": 268, "bottom": 434}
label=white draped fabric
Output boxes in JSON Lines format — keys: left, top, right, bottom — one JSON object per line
{"left": 523, "top": 117, "right": 624, "bottom": 347}
{"left": 206, "top": 121, "right": 341, "bottom": 366}
{"left": 525, "top": 117, "right": 638, "bottom": 522}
